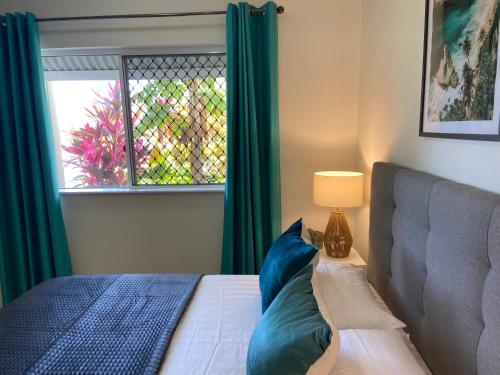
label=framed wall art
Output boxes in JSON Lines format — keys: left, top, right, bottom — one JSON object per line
{"left": 420, "top": 0, "right": 500, "bottom": 141}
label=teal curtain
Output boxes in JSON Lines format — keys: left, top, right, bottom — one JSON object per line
{"left": 0, "top": 13, "right": 72, "bottom": 305}
{"left": 222, "top": 2, "right": 281, "bottom": 275}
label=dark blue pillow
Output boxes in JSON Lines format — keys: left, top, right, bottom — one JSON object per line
{"left": 259, "top": 218, "right": 317, "bottom": 313}
{"left": 248, "top": 265, "right": 332, "bottom": 375}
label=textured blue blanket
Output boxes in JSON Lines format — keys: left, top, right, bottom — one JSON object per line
{"left": 0, "top": 274, "right": 201, "bottom": 374}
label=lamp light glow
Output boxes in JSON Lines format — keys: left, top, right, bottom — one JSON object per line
{"left": 313, "top": 171, "right": 363, "bottom": 208}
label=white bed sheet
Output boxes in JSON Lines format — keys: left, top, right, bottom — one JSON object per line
{"left": 160, "top": 274, "right": 430, "bottom": 375}
{"left": 160, "top": 275, "right": 261, "bottom": 375}
{"left": 333, "top": 330, "right": 431, "bottom": 375}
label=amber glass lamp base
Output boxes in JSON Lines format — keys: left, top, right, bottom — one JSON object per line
{"left": 324, "top": 210, "right": 353, "bottom": 258}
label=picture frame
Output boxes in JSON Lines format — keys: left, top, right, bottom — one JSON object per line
{"left": 420, "top": 0, "right": 500, "bottom": 141}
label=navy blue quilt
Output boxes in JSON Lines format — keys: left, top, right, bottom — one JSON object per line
{"left": 0, "top": 274, "right": 201, "bottom": 374}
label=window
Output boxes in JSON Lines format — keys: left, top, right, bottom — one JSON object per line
{"left": 45, "top": 54, "right": 127, "bottom": 188}
{"left": 124, "top": 54, "right": 226, "bottom": 185}
{"left": 44, "top": 51, "right": 227, "bottom": 190}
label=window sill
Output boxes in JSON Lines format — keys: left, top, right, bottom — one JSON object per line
{"left": 59, "top": 185, "right": 225, "bottom": 195}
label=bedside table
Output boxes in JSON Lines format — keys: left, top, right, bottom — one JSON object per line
{"left": 319, "top": 248, "right": 367, "bottom": 270}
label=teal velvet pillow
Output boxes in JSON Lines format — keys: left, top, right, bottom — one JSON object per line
{"left": 259, "top": 218, "right": 317, "bottom": 312}
{"left": 248, "top": 265, "right": 332, "bottom": 375}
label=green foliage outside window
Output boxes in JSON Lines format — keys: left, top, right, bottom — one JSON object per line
{"left": 130, "top": 76, "right": 227, "bottom": 185}
{"left": 63, "top": 76, "right": 226, "bottom": 187}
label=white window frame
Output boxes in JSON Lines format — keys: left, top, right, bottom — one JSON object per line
{"left": 43, "top": 46, "right": 226, "bottom": 194}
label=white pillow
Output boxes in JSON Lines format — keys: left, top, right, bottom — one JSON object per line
{"left": 300, "top": 218, "right": 313, "bottom": 245}
{"left": 332, "top": 329, "right": 431, "bottom": 375}
{"left": 312, "top": 262, "right": 406, "bottom": 330}
{"left": 307, "top": 254, "right": 340, "bottom": 375}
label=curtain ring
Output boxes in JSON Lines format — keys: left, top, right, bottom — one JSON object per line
{"left": 249, "top": 7, "right": 266, "bottom": 16}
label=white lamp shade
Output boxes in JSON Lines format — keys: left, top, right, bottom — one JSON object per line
{"left": 313, "top": 171, "right": 363, "bottom": 208}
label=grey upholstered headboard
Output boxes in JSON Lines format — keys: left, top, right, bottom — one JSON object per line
{"left": 367, "top": 162, "right": 500, "bottom": 375}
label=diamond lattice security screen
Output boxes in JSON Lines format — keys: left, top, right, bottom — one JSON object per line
{"left": 124, "top": 54, "right": 227, "bottom": 185}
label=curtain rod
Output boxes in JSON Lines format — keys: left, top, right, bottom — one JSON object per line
{"left": 36, "top": 6, "right": 285, "bottom": 23}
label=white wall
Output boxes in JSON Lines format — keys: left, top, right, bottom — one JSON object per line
{"left": 0, "top": 0, "right": 362, "bottom": 274}
{"left": 61, "top": 192, "right": 224, "bottom": 274}
{"left": 355, "top": 0, "right": 500, "bottom": 259}
{"left": 279, "top": 0, "right": 362, "bottom": 234}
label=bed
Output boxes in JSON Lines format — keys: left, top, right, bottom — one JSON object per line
{"left": 368, "top": 162, "right": 500, "bottom": 375}
{"left": 2, "top": 162, "right": 500, "bottom": 374}
{"left": 159, "top": 274, "right": 431, "bottom": 375}
{"left": 161, "top": 161, "right": 500, "bottom": 375}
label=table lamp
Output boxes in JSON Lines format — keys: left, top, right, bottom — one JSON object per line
{"left": 313, "top": 171, "right": 363, "bottom": 258}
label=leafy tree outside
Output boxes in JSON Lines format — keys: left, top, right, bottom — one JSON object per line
{"left": 130, "top": 76, "right": 226, "bottom": 185}
{"left": 62, "top": 81, "right": 127, "bottom": 187}
{"left": 62, "top": 77, "right": 226, "bottom": 187}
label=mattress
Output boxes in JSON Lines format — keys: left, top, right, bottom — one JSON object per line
{"left": 160, "top": 274, "right": 431, "bottom": 375}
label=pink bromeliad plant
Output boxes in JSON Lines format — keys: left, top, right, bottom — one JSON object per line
{"left": 62, "top": 81, "right": 127, "bottom": 187}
